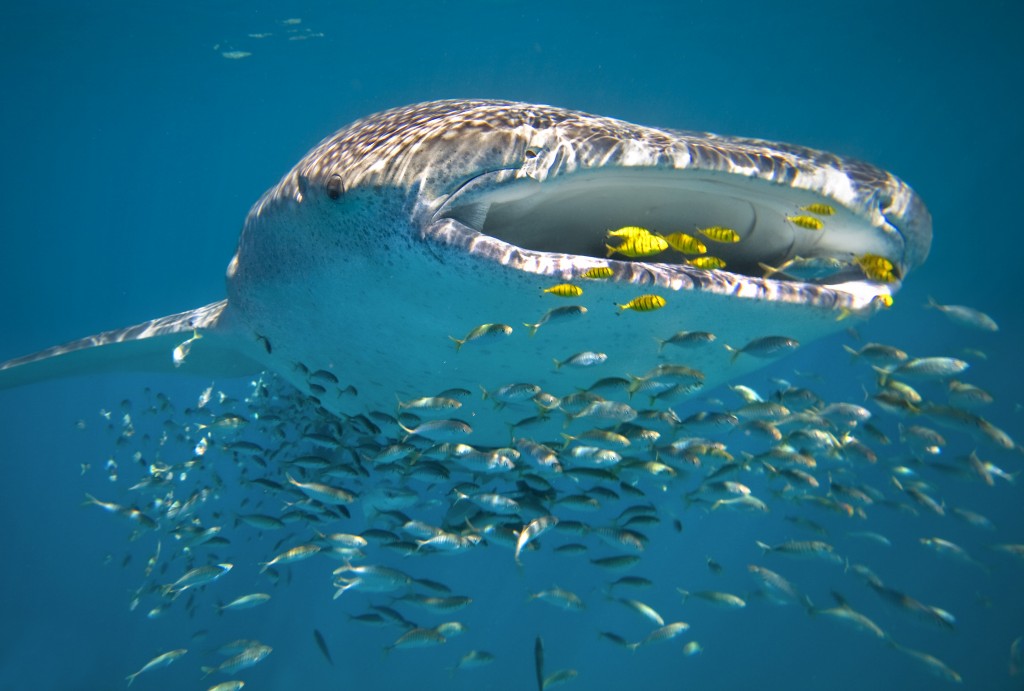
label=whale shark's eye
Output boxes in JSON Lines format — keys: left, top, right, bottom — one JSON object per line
{"left": 326, "top": 174, "right": 345, "bottom": 200}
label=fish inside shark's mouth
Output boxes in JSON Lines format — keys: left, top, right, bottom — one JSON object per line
{"left": 435, "top": 168, "right": 906, "bottom": 289}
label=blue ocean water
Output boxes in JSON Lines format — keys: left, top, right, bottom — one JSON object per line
{"left": 1, "top": 2, "right": 1022, "bottom": 690}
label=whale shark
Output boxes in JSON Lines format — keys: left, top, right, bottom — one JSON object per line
{"left": 0, "top": 99, "right": 931, "bottom": 444}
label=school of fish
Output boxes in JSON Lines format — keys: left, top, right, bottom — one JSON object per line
{"left": 74, "top": 247, "right": 1021, "bottom": 688}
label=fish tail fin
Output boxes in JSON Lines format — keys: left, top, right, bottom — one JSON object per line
{"left": 395, "top": 420, "right": 415, "bottom": 442}
{"left": 552, "top": 358, "right": 561, "bottom": 370}
{"left": 871, "top": 365, "right": 891, "bottom": 386}
{"left": 200, "top": 667, "right": 215, "bottom": 679}
{"left": 125, "top": 672, "right": 138, "bottom": 687}
{"left": 724, "top": 345, "right": 740, "bottom": 363}
{"left": 523, "top": 322, "right": 540, "bottom": 337}
{"left": 841, "top": 344, "right": 859, "bottom": 362}
{"left": 676, "top": 587, "right": 690, "bottom": 604}
{"left": 758, "top": 261, "right": 780, "bottom": 278}
{"left": 605, "top": 244, "right": 616, "bottom": 258}
{"left": 448, "top": 335, "right": 465, "bottom": 353}
{"left": 0, "top": 301, "right": 264, "bottom": 391}
{"left": 653, "top": 336, "right": 666, "bottom": 353}
{"left": 924, "top": 295, "right": 938, "bottom": 310}
{"left": 755, "top": 540, "right": 772, "bottom": 554}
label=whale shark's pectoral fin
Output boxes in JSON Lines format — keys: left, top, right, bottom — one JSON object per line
{"left": 0, "top": 300, "right": 264, "bottom": 390}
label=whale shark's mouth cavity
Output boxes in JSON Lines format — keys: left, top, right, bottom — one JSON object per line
{"left": 437, "top": 168, "right": 905, "bottom": 288}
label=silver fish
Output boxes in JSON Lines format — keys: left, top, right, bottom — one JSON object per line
{"left": 925, "top": 297, "right": 998, "bottom": 331}
{"left": 515, "top": 515, "right": 558, "bottom": 565}
{"left": 203, "top": 644, "right": 272, "bottom": 676}
{"left": 126, "top": 649, "right": 188, "bottom": 687}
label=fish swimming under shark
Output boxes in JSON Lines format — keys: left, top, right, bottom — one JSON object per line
{"left": 0, "top": 99, "right": 931, "bottom": 444}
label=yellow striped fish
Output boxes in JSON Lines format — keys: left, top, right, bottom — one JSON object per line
{"left": 800, "top": 203, "right": 836, "bottom": 216}
{"left": 786, "top": 215, "right": 824, "bottom": 230}
{"left": 662, "top": 233, "right": 706, "bottom": 254}
{"left": 606, "top": 234, "right": 668, "bottom": 258}
{"left": 696, "top": 226, "right": 740, "bottom": 243}
{"left": 607, "top": 225, "right": 653, "bottom": 239}
{"left": 580, "top": 266, "right": 613, "bottom": 279}
{"left": 618, "top": 295, "right": 666, "bottom": 312}
{"left": 543, "top": 284, "right": 583, "bottom": 298}
{"left": 855, "top": 254, "right": 899, "bottom": 283}
{"left": 687, "top": 256, "right": 726, "bottom": 270}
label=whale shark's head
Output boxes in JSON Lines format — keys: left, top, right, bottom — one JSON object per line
{"left": 221, "top": 100, "right": 933, "bottom": 440}
{"left": 232, "top": 99, "right": 929, "bottom": 306}
{"left": 221, "top": 101, "right": 931, "bottom": 443}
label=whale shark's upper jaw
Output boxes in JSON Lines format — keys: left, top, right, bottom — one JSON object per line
{"left": 426, "top": 157, "right": 928, "bottom": 312}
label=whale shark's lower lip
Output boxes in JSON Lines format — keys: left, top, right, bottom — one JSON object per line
{"left": 430, "top": 166, "right": 907, "bottom": 311}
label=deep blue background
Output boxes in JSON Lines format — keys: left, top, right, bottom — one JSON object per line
{"left": 1, "top": 1, "right": 1022, "bottom": 689}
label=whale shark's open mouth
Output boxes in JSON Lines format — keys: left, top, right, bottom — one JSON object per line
{"left": 431, "top": 166, "right": 909, "bottom": 310}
